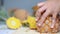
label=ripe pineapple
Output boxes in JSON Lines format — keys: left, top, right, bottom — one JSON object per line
{"left": 13, "top": 9, "right": 29, "bottom": 27}
{"left": 36, "top": 16, "right": 59, "bottom": 33}
{"left": 6, "top": 17, "right": 22, "bottom": 29}
{"left": 32, "top": 6, "right": 59, "bottom": 33}
{"left": 6, "top": 9, "right": 28, "bottom": 29}
{"left": 27, "top": 16, "right": 37, "bottom": 30}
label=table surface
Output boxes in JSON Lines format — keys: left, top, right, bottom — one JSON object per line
{"left": 0, "top": 25, "right": 40, "bottom": 34}
{"left": 0, "top": 25, "right": 60, "bottom": 34}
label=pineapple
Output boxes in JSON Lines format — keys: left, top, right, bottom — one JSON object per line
{"left": 36, "top": 16, "right": 59, "bottom": 33}
{"left": 27, "top": 16, "right": 37, "bottom": 30}
{"left": 6, "top": 9, "right": 29, "bottom": 29}
{"left": 6, "top": 17, "right": 22, "bottom": 29}
{"left": 32, "top": 6, "right": 59, "bottom": 33}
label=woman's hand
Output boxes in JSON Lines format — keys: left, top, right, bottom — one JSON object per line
{"left": 36, "top": 0, "right": 60, "bottom": 28}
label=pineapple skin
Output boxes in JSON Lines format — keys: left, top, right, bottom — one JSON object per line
{"left": 32, "top": 6, "right": 59, "bottom": 33}
{"left": 36, "top": 17, "right": 59, "bottom": 33}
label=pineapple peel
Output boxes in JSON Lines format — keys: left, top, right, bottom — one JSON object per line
{"left": 37, "top": 17, "right": 59, "bottom": 33}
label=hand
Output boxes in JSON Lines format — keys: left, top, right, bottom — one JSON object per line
{"left": 36, "top": 0, "right": 60, "bottom": 28}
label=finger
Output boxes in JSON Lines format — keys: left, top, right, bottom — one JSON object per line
{"left": 50, "top": 13, "right": 57, "bottom": 28}
{"left": 37, "top": 2, "right": 45, "bottom": 7}
{"left": 35, "top": 10, "right": 40, "bottom": 21}
{"left": 37, "top": 9, "right": 50, "bottom": 26}
{"left": 36, "top": 6, "right": 46, "bottom": 21}
{"left": 36, "top": 22, "right": 41, "bottom": 27}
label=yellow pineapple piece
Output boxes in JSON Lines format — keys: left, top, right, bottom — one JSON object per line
{"left": 6, "top": 17, "right": 22, "bottom": 29}
{"left": 27, "top": 16, "right": 37, "bottom": 30}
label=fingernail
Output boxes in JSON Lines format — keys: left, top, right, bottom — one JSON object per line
{"left": 37, "top": 3, "right": 43, "bottom": 7}
{"left": 37, "top": 21, "right": 42, "bottom": 26}
{"left": 37, "top": 2, "right": 44, "bottom": 7}
{"left": 36, "top": 19, "right": 38, "bottom": 21}
{"left": 36, "top": 18, "right": 38, "bottom": 21}
{"left": 51, "top": 23, "right": 54, "bottom": 28}
{"left": 51, "top": 25, "right": 54, "bottom": 28}
{"left": 37, "top": 23, "right": 41, "bottom": 26}
{"left": 37, "top": 3, "right": 40, "bottom": 7}
{"left": 36, "top": 17, "right": 39, "bottom": 21}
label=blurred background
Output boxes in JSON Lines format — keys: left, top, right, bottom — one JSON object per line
{"left": 0, "top": 0, "right": 45, "bottom": 25}
{"left": 0, "top": 0, "right": 45, "bottom": 34}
